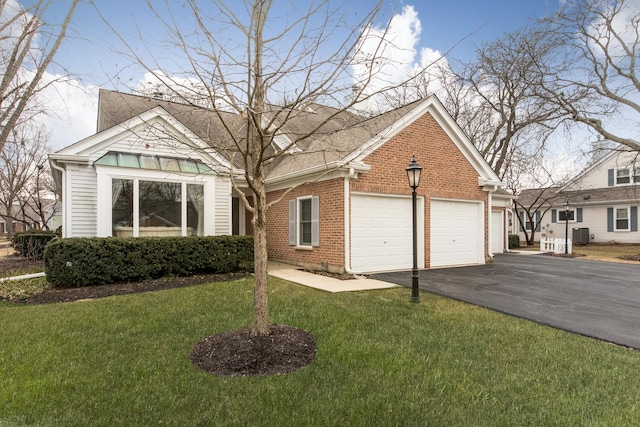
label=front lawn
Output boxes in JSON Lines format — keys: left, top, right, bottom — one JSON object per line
{"left": 1, "top": 277, "right": 639, "bottom": 426}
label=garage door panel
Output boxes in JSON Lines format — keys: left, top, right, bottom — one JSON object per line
{"left": 431, "top": 200, "right": 483, "bottom": 268}
{"left": 351, "top": 194, "right": 420, "bottom": 273}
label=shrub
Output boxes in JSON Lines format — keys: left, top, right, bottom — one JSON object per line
{"left": 11, "top": 230, "right": 59, "bottom": 260}
{"left": 44, "top": 235, "right": 254, "bottom": 288}
{"left": 508, "top": 234, "right": 520, "bottom": 249}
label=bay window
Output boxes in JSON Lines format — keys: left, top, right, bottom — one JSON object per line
{"left": 112, "top": 178, "right": 204, "bottom": 237}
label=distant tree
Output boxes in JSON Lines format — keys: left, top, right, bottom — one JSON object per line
{"left": 537, "top": 0, "right": 640, "bottom": 151}
{"left": 508, "top": 153, "right": 574, "bottom": 245}
{"left": 0, "top": 0, "right": 80, "bottom": 154}
{"left": 0, "top": 126, "right": 51, "bottom": 236}
{"left": 442, "top": 26, "right": 570, "bottom": 181}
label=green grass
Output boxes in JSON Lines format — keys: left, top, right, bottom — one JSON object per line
{"left": 1, "top": 277, "right": 640, "bottom": 426}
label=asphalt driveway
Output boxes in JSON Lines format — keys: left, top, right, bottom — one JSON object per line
{"left": 371, "top": 253, "right": 640, "bottom": 350}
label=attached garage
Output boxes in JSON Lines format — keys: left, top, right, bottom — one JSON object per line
{"left": 430, "top": 199, "right": 484, "bottom": 268}
{"left": 351, "top": 193, "right": 424, "bottom": 273}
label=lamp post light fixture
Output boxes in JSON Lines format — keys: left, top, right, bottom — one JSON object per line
{"left": 564, "top": 200, "right": 570, "bottom": 255}
{"left": 406, "top": 155, "right": 423, "bottom": 303}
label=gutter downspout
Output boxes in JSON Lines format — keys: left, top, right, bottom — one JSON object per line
{"left": 487, "top": 185, "right": 498, "bottom": 258}
{"left": 344, "top": 168, "right": 361, "bottom": 275}
{"left": 50, "top": 160, "right": 67, "bottom": 238}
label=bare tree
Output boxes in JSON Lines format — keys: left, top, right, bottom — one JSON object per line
{"left": 0, "top": 126, "right": 51, "bottom": 236}
{"left": 0, "top": 0, "right": 79, "bottom": 154}
{"left": 97, "top": 0, "right": 438, "bottom": 336}
{"left": 443, "top": 26, "right": 570, "bottom": 181}
{"left": 506, "top": 150, "right": 575, "bottom": 245}
{"left": 537, "top": 0, "right": 640, "bottom": 151}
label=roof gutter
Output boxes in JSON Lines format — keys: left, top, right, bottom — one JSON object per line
{"left": 48, "top": 153, "right": 91, "bottom": 164}
{"left": 265, "top": 161, "right": 371, "bottom": 191}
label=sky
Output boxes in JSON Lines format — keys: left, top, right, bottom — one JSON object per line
{"left": 15, "top": 0, "right": 566, "bottom": 151}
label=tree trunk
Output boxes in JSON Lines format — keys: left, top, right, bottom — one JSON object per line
{"left": 252, "top": 183, "right": 270, "bottom": 336}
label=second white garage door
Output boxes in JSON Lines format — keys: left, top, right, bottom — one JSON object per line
{"left": 430, "top": 199, "right": 484, "bottom": 268}
{"left": 351, "top": 194, "right": 424, "bottom": 273}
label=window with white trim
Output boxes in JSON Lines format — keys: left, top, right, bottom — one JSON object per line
{"left": 616, "top": 168, "right": 631, "bottom": 185}
{"left": 298, "top": 197, "right": 312, "bottom": 247}
{"left": 289, "top": 196, "right": 319, "bottom": 247}
{"left": 111, "top": 178, "right": 204, "bottom": 237}
{"left": 615, "top": 207, "right": 630, "bottom": 231}
{"left": 558, "top": 209, "right": 575, "bottom": 222}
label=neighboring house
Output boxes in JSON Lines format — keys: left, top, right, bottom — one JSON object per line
{"left": 0, "top": 204, "right": 46, "bottom": 237}
{"left": 50, "top": 89, "right": 511, "bottom": 273}
{"left": 516, "top": 149, "right": 640, "bottom": 244}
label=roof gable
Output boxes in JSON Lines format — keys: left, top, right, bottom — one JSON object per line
{"left": 346, "top": 95, "right": 501, "bottom": 184}
{"left": 561, "top": 149, "right": 640, "bottom": 191}
{"left": 51, "top": 106, "right": 234, "bottom": 171}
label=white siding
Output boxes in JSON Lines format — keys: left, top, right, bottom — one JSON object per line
{"left": 566, "top": 151, "right": 639, "bottom": 191}
{"left": 215, "top": 177, "right": 231, "bottom": 235}
{"left": 68, "top": 165, "right": 97, "bottom": 237}
{"left": 522, "top": 205, "right": 639, "bottom": 244}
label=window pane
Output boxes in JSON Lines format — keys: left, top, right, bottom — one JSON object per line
{"left": 299, "top": 199, "right": 312, "bottom": 246}
{"left": 139, "top": 155, "right": 159, "bottom": 169}
{"left": 118, "top": 153, "right": 140, "bottom": 168}
{"left": 139, "top": 181, "right": 182, "bottom": 236}
{"left": 159, "top": 158, "right": 180, "bottom": 171}
{"left": 617, "top": 169, "right": 630, "bottom": 184}
{"left": 95, "top": 152, "right": 118, "bottom": 166}
{"left": 616, "top": 208, "right": 629, "bottom": 230}
{"left": 112, "top": 179, "right": 133, "bottom": 237}
{"left": 179, "top": 159, "right": 200, "bottom": 173}
{"left": 187, "top": 184, "right": 204, "bottom": 236}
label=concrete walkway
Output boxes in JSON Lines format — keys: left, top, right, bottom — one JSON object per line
{"left": 268, "top": 261, "right": 398, "bottom": 293}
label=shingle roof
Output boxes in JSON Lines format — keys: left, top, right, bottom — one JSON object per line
{"left": 97, "top": 89, "right": 246, "bottom": 167}
{"left": 517, "top": 185, "right": 640, "bottom": 207}
{"left": 96, "top": 89, "right": 425, "bottom": 179}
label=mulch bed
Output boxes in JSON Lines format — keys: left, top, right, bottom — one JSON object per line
{"left": 190, "top": 325, "right": 316, "bottom": 376}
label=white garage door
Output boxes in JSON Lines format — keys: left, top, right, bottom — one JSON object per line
{"left": 430, "top": 199, "right": 484, "bottom": 268}
{"left": 351, "top": 194, "right": 424, "bottom": 273}
{"left": 491, "top": 210, "right": 505, "bottom": 254}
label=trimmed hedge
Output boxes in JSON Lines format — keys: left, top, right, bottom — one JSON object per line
{"left": 508, "top": 234, "right": 520, "bottom": 249}
{"left": 44, "top": 235, "right": 254, "bottom": 288}
{"left": 12, "top": 230, "right": 59, "bottom": 260}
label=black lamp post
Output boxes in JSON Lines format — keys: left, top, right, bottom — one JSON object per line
{"left": 406, "top": 155, "right": 423, "bottom": 303}
{"left": 564, "top": 200, "right": 570, "bottom": 255}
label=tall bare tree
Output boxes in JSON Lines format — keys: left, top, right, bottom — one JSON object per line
{"left": 0, "top": 0, "right": 79, "bottom": 154}
{"left": 100, "top": 0, "right": 432, "bottom": 336}
{"left": 537, "top": 0, "right": 640, "bottom": 151}
{"left": 0, "top": 126, "right": 51, "bottom": 236}
{"left": 442, "top": 26, "right": 570, "bottom": 180}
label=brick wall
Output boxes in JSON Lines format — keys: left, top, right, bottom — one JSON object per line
{"left": 266, "top": 179, "right": 345, "bottom": 272}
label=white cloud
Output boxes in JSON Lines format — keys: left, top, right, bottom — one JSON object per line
{"left": 350, "top": 5, "right": 450, "bottom": 113}
{"left": 37, "top": 75, "right": 98, "bottom": 151}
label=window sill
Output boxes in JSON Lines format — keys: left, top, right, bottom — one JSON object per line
{"left": 295, "top": 245, "right": 314, "bottom": 251}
